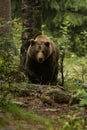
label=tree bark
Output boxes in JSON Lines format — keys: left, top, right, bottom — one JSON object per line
{"left": 0, "top": 0, "right": 11, "bottom": 35}
{"left": 0, "top": 0, "right": 18, "bottom": 55}
{"left": 20, "top": 0, "right": 42, "bottom": 71}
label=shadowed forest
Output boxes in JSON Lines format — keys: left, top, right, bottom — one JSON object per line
{"left": 0, "top": 0, "right": 87, "bottom": 130}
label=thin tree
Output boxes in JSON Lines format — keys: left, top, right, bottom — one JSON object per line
{"left": 20, "top": 0, "right": 42, "bottom": 70}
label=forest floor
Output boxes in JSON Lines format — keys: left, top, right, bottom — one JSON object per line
{"left": 0, "top": 82, "right": 87, "bottom": 130}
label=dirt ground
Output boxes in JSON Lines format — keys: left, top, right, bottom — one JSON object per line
{"left": 0, "top": 83, "right": 86, "bottom": 130}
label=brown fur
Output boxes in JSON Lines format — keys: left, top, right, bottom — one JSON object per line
{"left": 25, "top": 35, "right": 59, "bottom": 84}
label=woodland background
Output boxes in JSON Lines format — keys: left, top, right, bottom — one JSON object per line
{"left": 0, "top": 0, "right": 87, "bottom": 130}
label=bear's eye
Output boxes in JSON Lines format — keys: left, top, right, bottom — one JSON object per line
{"left": 36, "top": 50, "right": 39, "bottom": 53}
{"left": 42, "top": 50, "right": 45, "bottom": 54}
{"left": 45, "top": 42, "right": 49, "bottom": 47}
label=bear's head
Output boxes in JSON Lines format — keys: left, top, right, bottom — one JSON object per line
{"left": 27, "top": 35, "right": 53, "bottom": 63}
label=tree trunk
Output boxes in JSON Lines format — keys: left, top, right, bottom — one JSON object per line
{"left": 20, "top": 0, "right": 42, "bottom": 71}
{"left": 0, "top": 0, "right": 11, "bottom": 35}
{"left": 0, "top": 0, "right": 17, "bottom": 54}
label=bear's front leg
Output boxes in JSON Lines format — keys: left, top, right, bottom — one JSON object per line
{"left": 28, "top": 69, "right": 41, "bottom": 83}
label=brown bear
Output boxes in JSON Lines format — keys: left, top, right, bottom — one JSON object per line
{"left": 25, "top": 35, "right": 59, "bottom": 84}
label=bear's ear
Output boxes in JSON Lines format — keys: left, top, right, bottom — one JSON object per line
{"left": 45, "top": 42, "right": 50, "bottom": 47}
{"left": 30, "top": 39, "right": 36, "bottom": 46}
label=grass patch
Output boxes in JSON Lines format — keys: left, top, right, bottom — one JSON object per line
{"left": 0, "top": 103, "right": 53, "bottom": 130}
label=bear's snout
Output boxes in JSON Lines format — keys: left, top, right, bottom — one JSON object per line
{"left": 37, "top": 52, "right": 44, "bottom": 63}
{"left": 38, "top": 57, "right": 43, "bottom": 63}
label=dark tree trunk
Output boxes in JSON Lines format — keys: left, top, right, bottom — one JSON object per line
{"left": 20, "top": 0, "right": 42, "bottom": 71}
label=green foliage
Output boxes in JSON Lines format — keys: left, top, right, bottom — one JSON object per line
{"left": 60, "top": 114, "right": 87, "bottom": 130}
{"left": 76, "top": 89, "right": 87, "bottom": 106}
{"left": 43, "top": 0, "right": 87, "bottom": 56}
{"left": 0, "top": 51, "right": 13, "bottom": 77}
{"left": 0, "top": 18, "right": 22, "bottom": 81}
{"left": 0, "top": 90, "right": 11, "bottom": 106}
{"left": 11, "top": 0, "right": 87, "bottom": 56}
{"left": 0, "top": 116, "right": 9, "bottom": 128}
{"left": 63, "top": 54, "right": 87, "bottom": 89}
{"left": 12, "top": 18, "right": 22, "bottom": 49}
{"left": 59, "top": 89, "right": 87, "bottom": 130}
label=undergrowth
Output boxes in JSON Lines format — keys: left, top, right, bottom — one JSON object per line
{"left": 0, "top": 19, "right": 87, "bottom": 130}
